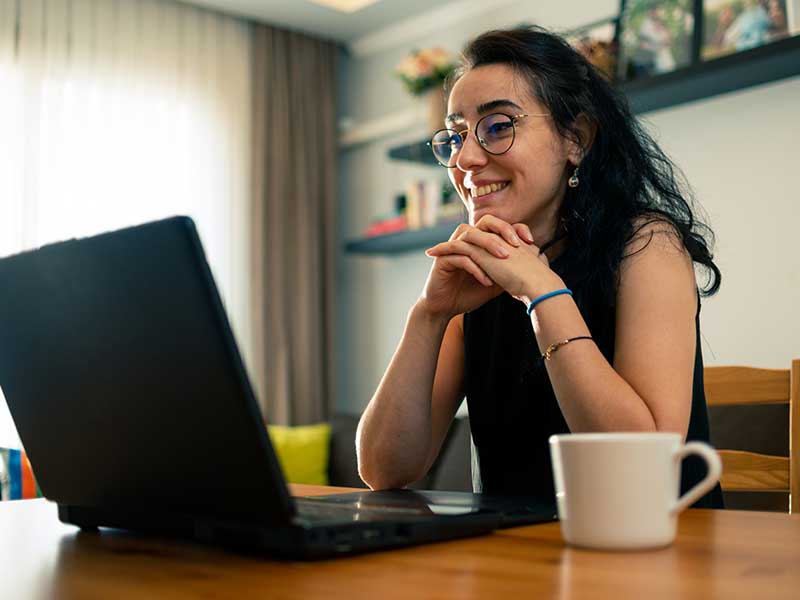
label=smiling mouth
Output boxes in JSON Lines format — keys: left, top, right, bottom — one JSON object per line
{"left": 470, "top": 181, "right": 509, "bottom": 199}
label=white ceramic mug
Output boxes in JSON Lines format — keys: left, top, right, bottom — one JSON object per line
{"left": 549, "top": 432, "right": 721, "bottom": 550}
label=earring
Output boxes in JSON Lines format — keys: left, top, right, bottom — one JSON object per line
{"left": 568, "top": 167, "right": 579, "bottom": 188}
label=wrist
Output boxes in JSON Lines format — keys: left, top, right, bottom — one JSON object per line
{"left": 411, "top": 299, "right": 456, "bottom": 329}
{"left": 519, "top": 275, "right": 567, "bottom": 307}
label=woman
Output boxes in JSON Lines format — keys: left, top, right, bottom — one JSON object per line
{"left": 357, "top": 26, "right": 723, "bottom": 507}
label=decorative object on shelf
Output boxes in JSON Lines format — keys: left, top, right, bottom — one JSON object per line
{"left": 702, "top": 0, "right": 793, "bottom": 60}
{"left": 617, "top": 0, "right": 696, "bottom": 82}
{"left": 425, "top": 85, "right": 448, "bottom": 133}
{"left": 360, "top": 179, "right": 463, "bottom": 241}
{"left": 403, "top": 179, "right": 451, "bottom": 230}
{"left": 364, "top": 214, "right": 408, "bottom": 237}
{"left": 395, "top": 47, "right": 455, "bottom": 95}
{"left": 395, "top": 47, "right": 455, "bottom": 132}
{"left": 565, "top": 17, "right": 620, "bottom": 80}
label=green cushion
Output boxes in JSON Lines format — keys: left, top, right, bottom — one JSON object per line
{"left": 267, "top": 423, "right": 332, "bottom": 485}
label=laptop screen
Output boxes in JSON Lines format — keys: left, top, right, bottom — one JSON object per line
{"left": 0, "top": 217, "right": 293, "bottom": 523}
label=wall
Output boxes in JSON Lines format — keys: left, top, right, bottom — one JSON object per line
{"left": 335, "top": 0, "right": 800, "bottom": 415}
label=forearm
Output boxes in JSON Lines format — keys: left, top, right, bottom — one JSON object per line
{"left": 357, "top": 303, "right": 451, "bottom": 489}
{"left": 530, "top": 295, "right": 658, "bottom": 432}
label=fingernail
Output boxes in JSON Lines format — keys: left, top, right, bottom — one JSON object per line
{"left": 525, "top": 231, "right": 535, "bottom": 243}
{"left": 510, "top": 234, "right": 521, "bottom": 246}
{"left": 497, "top": 246, "right": 510, "bottom": 257}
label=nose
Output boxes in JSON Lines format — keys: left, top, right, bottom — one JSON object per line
{"left": 455, "top": 130, "right": 488, "bottom": 172}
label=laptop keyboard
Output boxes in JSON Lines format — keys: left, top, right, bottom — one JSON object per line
{"left": 293, "top": 497, "right": 433, "bottom": 524}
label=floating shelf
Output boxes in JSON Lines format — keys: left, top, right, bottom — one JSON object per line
{"left": 345, "top": 220, "right": 463, "bottom": 255}
{"left": 385, "top": 35, "right": 800, "bottom": 166}
{"left": 621, "top": 34, "right": 800, "bottom": 114}
{"left": 387, "top": 141, "right": 439, "bottom": 166}
{"left": 346, "top": 35, "right": 800, "bottom": 255}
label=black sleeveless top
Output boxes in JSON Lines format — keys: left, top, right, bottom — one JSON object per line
{"left": 463, "top": 260, "right": 723, "bottom": 508}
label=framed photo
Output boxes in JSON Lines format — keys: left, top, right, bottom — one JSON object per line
{"left": 564, "top": 18, "right": 620, "bottom": 80}
{"left": 617, "top": 0, "right": 697, "bottom": 82}
{"left": 702, "top": 0, "right": 793, "bottom": 60}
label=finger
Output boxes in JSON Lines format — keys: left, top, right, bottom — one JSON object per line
{"left": 428, "top": 237, "right": 506, "bottom": 260}
{"left": 456, "top": 229, "right": 512, "bottom": 258}
{"left": 427, "top": 239, "right": 479, "bottom": 258}
{"left": 473, "top": 214, "right": 522, "bottom": 247}
{"left": 513, "top": 223, "right": 535, "bottom": 244}
{"left": 439, "top": 255, "right": 494, "bottom": 287}
{"left": 449, "top": 222, "right": 472, "bottom": 241}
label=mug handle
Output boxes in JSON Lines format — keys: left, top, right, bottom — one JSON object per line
{"left": 670, "top": 442, "right": 722, "bottom": 515}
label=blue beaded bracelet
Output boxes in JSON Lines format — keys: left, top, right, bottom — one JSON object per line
{"left": 526, "top": 288, "right": 573, "bottom": 316}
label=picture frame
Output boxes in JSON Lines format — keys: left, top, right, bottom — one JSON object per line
{"left": 702, "top": 0, "right": 794, "bottom": 60}
{"left": 617, "top": 0, "right": 698, "bottom": 82}
{"left": 564, "top": 17, "right": 620, "bottom": 81}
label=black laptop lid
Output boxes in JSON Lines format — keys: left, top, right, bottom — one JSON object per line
{"left": 0, "top": 217, "right": 292, "bottom": 523}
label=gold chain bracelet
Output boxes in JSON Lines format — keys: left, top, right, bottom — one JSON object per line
{"left": 541, "top": 336, "right": 594, "bottom": 361}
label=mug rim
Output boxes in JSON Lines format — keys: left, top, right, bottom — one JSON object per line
{"left": 549, "top": 432, "right": 683, "bottom": 444}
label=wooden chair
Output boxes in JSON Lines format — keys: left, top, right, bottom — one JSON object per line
{"left": 704, "top": 359, "right": 799, "bottom": 513}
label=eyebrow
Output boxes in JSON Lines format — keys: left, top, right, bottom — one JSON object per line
{"left": 446, "top": 99, "right": 524, "bottom": 124}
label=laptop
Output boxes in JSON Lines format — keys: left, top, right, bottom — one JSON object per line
{"left": 307, "top": 489, "right": 556, "bottom": 529}
{"left": 0, "top": 216, "right": 503, "bottom": 559}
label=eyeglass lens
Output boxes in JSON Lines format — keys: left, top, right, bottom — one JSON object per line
{"left": 430, "top": 113, "right": 516, "bottom": 167}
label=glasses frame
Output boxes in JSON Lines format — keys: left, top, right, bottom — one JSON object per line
{"left": 427, "top": 112, "right": 550, "bottom": 168}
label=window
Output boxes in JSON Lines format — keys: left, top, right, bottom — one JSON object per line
{"left": 0, "top": 1, "right": 253, "bottom": 447}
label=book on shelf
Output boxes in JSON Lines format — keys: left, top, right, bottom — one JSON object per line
{"left": 362, "top": 178, "right": 465, "bottom": 239}
{"left": 363, "top": 211, "right": 464, "bottom": 239}
{"left": 364, "top": 215, "right": 408, "bottom": 237}
{"left": 406, "top": 179, "right": 443, "bottom": 230}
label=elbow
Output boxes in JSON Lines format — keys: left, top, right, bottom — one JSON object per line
{"left": 357, "top": 451, "right": 422, "bottom": 491}
{"left": 358, "top": 467, "right": 401, "bottom": 491}
{"left": 355, "top": 416, "right": 428, "bottom": 490}
{"left": 356, "top": 438, "right": 424, "bottom": 491}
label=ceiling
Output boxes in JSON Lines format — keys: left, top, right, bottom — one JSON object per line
{"left": 176, "top": 0, "right": 454, "bottom": 44}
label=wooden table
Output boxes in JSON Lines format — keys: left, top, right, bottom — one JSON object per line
{"left": 3, "top": 484, "right": 799, "bottom": 599}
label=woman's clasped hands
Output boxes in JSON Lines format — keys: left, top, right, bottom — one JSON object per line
{"left": 419, "top": 215, "right": 566, "bottom": 319}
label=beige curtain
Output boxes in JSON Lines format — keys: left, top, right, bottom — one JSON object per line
{"left": 0, "top": 0, "right": 253, "bottom": 446}
{"left": 250, "top": 25, "right": 338, "bottom": 426}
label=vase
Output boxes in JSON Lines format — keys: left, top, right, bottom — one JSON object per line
{"left": 425, "top": 86, "right": 447, "bottom": 134}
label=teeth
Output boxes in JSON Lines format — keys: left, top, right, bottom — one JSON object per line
{"left": 471, "top": 182, "right": 508, "bottom": 198}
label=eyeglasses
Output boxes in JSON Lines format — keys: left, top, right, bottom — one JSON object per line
{"left": 427, "top": 112, "right": 550, "bottom": 168}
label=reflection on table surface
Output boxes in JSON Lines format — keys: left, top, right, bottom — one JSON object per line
{"left": 1, "top": 485, "right": 799, "bottom": 600}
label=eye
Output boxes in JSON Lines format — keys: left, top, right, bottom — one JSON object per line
{"left": 486, "top": 121, "right": 512, "bottom": 135}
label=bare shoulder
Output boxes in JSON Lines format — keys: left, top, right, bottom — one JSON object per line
{"left": 623, "top": 214, "right": 690, "bottom": 262}
{"left": 617, "top": 214, "right": 696, "bottom": 312}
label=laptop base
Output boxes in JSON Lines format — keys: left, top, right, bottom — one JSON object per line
{"left": 58, "top": 502, "right": 501, "bottom": 559}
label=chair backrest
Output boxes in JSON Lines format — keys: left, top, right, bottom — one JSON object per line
{"left": 704, "top": 359, "right": 799, "bottom": 513}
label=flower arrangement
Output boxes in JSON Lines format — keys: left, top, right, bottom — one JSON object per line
{"left": 395, "top": 47, "right": 456, "bottom": 96}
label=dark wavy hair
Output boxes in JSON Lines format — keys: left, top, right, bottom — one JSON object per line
{"left": 446, "top": 26, "right": 720, "bottom": 329}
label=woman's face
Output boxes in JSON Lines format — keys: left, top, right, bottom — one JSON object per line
{"left": 446, "top": 63, "right": 574, "bottom": 230}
